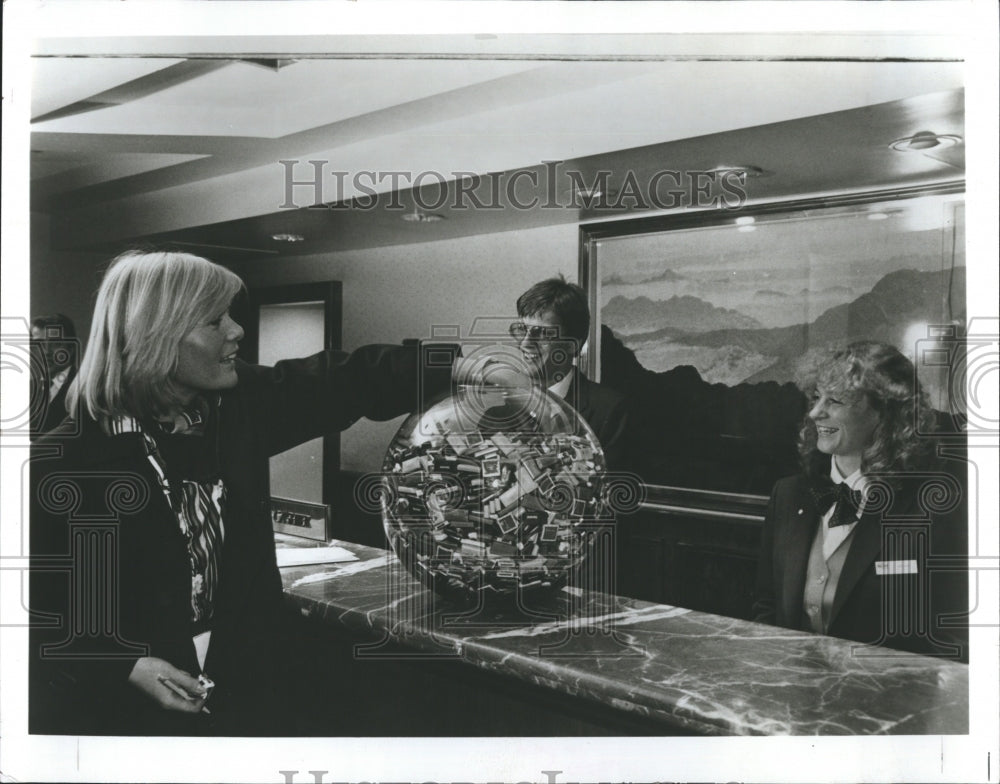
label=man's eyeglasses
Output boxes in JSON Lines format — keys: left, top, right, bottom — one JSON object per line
{"left": 509, "top": 322, "right": 560, "bottom": 341}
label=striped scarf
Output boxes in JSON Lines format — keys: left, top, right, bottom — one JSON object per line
{"left": 107, "top": 415, "right": 226, "bottom": 625}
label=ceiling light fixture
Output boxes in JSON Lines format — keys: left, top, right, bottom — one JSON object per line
{"left": 708, "top": 164, "right": 770, "bottom": 178}
{"left": 401, "top": 208, "right": 445, "bottom": 224}
{"left": 271, "top": 233, "right": 305, "bottom": 242}
{"left": 735, "top": 216, "right": 755, "bottom": 226}
{"left": 889, "top": 131, "right": 962, "bottom": 152}
{"left": 573, "top": 187, "right": 603, "bottom": 200}
{"left": 563, "top": 186, "right": 620, "bottom": 207}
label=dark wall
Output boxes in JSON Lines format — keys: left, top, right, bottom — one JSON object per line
{"left": 617, "top": 510, "right": 763, "bottom": 618}
{"left": 599, "top": 325, "right": 807, "bottom": 496}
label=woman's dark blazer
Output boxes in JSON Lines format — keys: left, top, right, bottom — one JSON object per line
{"left": 752, "top": 454, "right": 968, "bottom": 662}
{"left": 29, "top": 344, "right": 452, "bottom": 734}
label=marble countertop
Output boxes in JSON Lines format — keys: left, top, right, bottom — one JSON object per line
{"left": 277, "top": 537, "right": 968, "bottom": 736}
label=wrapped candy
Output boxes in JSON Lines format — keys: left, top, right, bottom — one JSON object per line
{"left": 381, "top": 386, "right": 608, "bottom": 601}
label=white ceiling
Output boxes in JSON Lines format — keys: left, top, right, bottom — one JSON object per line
{"left": 28, "top": 40, "right": 966, "bottom": 256}
{"left": 32, "top": 58, "right": 542, "bottom": 138}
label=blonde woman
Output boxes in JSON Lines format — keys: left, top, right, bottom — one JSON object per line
{"left": 31, "top": 250, "right": 452, "bottom": 734}
{"left": 753, "top": 341, "right": 967, "bottom": 661}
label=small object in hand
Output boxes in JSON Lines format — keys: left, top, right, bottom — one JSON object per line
{"left": 157, "top": 674, "right": 195, "bottom": 701}
{"left": 156, "top": 673, "right": 213, "bottom": 714}
{"left": 197, "top": 673, "right": 215, "bottom": 699}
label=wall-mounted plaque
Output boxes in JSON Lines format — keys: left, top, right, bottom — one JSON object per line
{"left": 270, "top": 496, "right": 330, "bottom": 542}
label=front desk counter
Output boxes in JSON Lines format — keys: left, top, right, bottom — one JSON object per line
{"left": 277, "top": 536, "right": 968, "bottom": 737}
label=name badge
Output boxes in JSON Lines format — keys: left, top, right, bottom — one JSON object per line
{"left": 875, "top": 559, "right": 918, "bottom": 576}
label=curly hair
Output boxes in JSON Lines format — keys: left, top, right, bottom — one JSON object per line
{"left": 794, "top": 341, "right": 935, "bottom": 479}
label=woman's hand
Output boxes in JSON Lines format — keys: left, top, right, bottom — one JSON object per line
{"left": 128, "top": 657, "right": 208, "bottom": 713}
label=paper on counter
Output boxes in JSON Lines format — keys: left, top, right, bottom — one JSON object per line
{"left": 276, "top": 545, "right": 360, "bottom": 568}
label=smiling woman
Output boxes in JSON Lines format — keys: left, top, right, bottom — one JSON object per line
{"left": 29, "top": 250, "right": 457, "bottom": 735}
{"left": 174, "top": 310, "right": 244, "bottom": 398}
{"left": 806, "top": 389, "right": 880, "bottom": 476}
{"left": 69, "top": 250, "right": 245, "bottom": 421}
{"left": 752, "top": 341, "right": 968, "bottom": 661}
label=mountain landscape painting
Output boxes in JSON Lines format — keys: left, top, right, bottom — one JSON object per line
{"left": 598, "top": 197, "right": 965, "bottom": 392}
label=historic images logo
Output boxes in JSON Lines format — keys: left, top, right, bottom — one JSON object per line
{"left": 278, "top": 159, "right": 749, "bottom": 212}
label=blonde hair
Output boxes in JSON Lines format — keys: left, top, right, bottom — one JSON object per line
{"left": 68, "top": 250, "right": 243, "bottom": 421}
{"left": 794, "top": 341, "right": 934, "bottom": 477}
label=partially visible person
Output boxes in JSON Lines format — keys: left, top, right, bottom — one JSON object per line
{"left": 503, "top": 277, "right": 630, "bottom": 599}
{"left": 752, "top": 341, "right": 967, "bottom": 661}
{"left": 30, "top": 313, "right": 78, "bottom": 435}
{"left": 509, "top": 276, "right": 629, "bottom": 471}
{"left": 30, "top": 250, "right": 455, "bottom": 735}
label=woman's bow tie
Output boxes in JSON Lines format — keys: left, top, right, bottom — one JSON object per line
{"left": 812, "top": 478, "right": 864, "bottom": 527}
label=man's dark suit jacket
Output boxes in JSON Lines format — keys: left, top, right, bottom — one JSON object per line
{"left": 561, "top": 370, "right": 630, "bottom": 595}
{"left": 31, "top": 366, "right": 76, "bottom": 436}
{"left": 564, "top": 370, "right": 629, "bottom": 472}
{"left": 753, "top": 458, "right": 968, "bottom": 662}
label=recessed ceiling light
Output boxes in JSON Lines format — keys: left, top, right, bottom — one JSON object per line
{"left": 574, "top": 188, "right": 602, "bottom": 200}
{"left": 708, "top": 164, "right": 770, "bottom": 178}
{"left": 271, "top": 233, "right": 305, "bottom": 242}
{"left": 889, "top": 131, "right": 962, "bottom": 152}
{"left": 401, "top": 210, "right": 445, "bottom": 224}
{"left": 562, "top": 186, "right": 620, "bottom": 206}
{"left": 735, "top": 216, "right": 755, "bottom": 226}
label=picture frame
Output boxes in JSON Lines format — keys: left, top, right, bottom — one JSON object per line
{"left": 579, "top": 182, "right": 966, "bottom": 497}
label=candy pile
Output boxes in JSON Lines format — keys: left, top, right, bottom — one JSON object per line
{"left": 382, "top": 394, "right": 606, "bottom": 599}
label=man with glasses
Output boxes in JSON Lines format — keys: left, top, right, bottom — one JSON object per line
{"left": 509, "top": 276, "right": 629, "bottom": 471}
